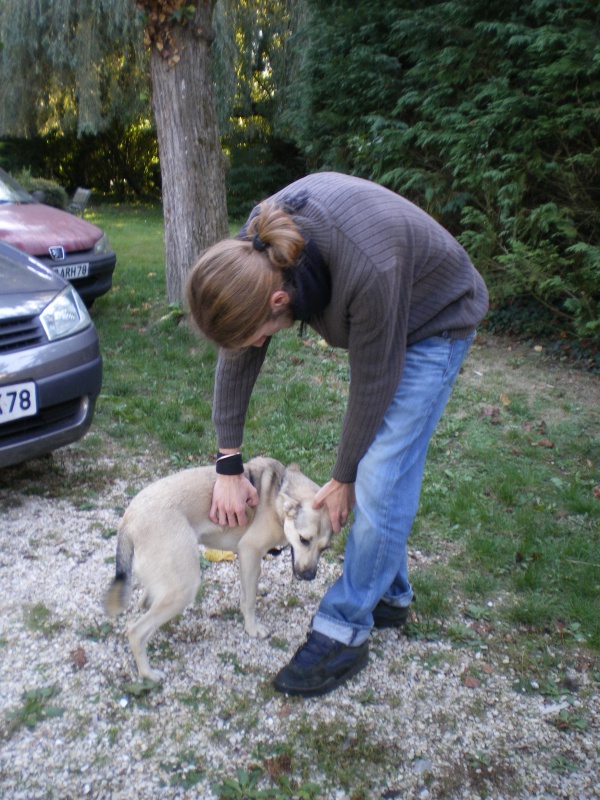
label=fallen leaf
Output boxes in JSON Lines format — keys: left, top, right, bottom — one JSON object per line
{"left": 500, "top": 393, "right": 510, "bottom": 406}
{"left": 265, "top": 753, "right": 292, "bottom": 779}
{"left": 482, "top": 406, "right": 502, "bottom": 424}
{"left": 69, "top": 647, "right": 87, "bottom": 670}
{"left": 535, "top": 439, "right": 554, "bottom": 448}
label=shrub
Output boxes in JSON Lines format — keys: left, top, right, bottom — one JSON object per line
{"left": 15, "top": 169, "right": 69, "bottom": 209}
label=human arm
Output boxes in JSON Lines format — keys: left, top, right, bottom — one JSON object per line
{"left": 210, "top": 343, "right": 269, "bottom": 527}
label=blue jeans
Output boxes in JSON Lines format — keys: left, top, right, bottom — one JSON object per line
{"left": 312, "top": 332, "right": 476, "bottom": 646}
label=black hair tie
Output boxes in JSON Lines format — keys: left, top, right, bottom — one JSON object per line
{"left": 252, "top": 233, "right": 268, "bottom": 252}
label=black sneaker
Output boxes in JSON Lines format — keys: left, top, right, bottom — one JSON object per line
{"left": 273, "top": 630, "right": 369, "bottom": 697}
{"left": 372, "top": 600, "right": 411, "bottom": 629}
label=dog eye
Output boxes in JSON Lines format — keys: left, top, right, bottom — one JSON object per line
{"left": 299, "top": 536, "right": 310, "bottom": 546}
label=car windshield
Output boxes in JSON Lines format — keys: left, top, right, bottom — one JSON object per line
{"left": 0, "top": 167, "right": 34, "bottom": 204}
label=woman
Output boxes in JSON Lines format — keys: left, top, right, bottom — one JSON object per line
{"left": 186, "top": 172, "right": 488, "bottom": 697}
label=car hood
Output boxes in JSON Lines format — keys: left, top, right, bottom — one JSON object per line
{"left": 0, "top": 202, "right": 103, "bottom": 256}
{"left": 0, "top": 247, "right": 64, "bottom": 320}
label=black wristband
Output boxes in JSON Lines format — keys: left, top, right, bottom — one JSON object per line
{"left": 216, "top": 452, "right": 244, "bottom": 476}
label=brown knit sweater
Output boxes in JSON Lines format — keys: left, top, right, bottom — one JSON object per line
{"left": 213, "top": 172, "right": 489, "bottom": 483}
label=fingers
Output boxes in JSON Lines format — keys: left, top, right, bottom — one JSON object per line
{"left": 210, "top": 475, "right": 258, "bottom": 527}
{"left": 312, "top": 485, "right": 326, "bottom": 509}
{"left": 246, "top": 485, "right": 259, "bottom": 508}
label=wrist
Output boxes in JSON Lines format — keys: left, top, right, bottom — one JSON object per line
{"left": 216, "top": 450, "right": 244, "bottom": 476}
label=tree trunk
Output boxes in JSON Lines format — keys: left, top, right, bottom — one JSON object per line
{"left": 150, "top": 1, "right": 228, "bottom": 304}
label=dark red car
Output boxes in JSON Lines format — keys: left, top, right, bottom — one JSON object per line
{"left": 0, "top": 167, "right": 116, "bottom": 306}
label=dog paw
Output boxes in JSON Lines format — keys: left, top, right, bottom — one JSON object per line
{"left": 140, "top": 667, "right": 165, "bottom": 683}
{"left": 245, "top": 622, "right": 270, "bottom": 639}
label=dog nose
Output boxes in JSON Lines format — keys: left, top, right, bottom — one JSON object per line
{"left": 295, "top": 567, "right": 317, "bottom": 581}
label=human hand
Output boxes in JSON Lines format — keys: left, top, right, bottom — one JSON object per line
{"left": 312, "top": 478, "right": 355, "bottom": 533}
{"left": 210, "top": 473, "right": 259, "bottom": 527}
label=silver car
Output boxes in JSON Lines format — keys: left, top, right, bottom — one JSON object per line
{"left": 0, "top": 241, "right": 102, "bottom": 468}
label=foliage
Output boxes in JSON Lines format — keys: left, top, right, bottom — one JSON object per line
{"left": 136, "top": 0, "right": 198, "bottom": 66}
{"left": 215, "top": 0, "right": 308, "bottom": 215}
{"left": 14, "top": 169, "right": 69, "bottom": 209}
{"left": 0, "top": 0, "right": 148, "bottom": 136}
{"left": 6, "top": 686, "right": 64, "bottom": 736}
{"left": 0, "top": 120, "right": 160, "bottom": 199}
{"left": 288, "top": 0, "right": 600, "bottom": 343}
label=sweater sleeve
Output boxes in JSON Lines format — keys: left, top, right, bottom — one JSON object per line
{"left": 212, "top": 341, "right": 270, "bottom": 449}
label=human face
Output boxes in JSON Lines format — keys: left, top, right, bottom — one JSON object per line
{"left": 242, "top": 290, "right": 292, "bottom": 348}
{"left": 246, "top": 313, "right": 293, "bottom": 347}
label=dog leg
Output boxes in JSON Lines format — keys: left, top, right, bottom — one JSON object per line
{"left": 237, "top": 543, "right": 269, "bottom": 639}
{"left": 127, "top": 580, "right": 199, "bottom": 682}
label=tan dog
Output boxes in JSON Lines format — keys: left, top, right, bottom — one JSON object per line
{"left": 104, "top": 457, "right": 333, "bottom": 681}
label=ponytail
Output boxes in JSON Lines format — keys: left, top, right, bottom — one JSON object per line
{"left": 246, "top": 201, "right": 305, "bottom": 268}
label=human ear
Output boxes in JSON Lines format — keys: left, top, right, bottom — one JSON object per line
{"left": 269, "top": 290, "right": 291, "bottom": 311}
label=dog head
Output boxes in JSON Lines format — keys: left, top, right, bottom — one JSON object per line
{"left": 276, "top": 467, "right": 334, "bottom": 580}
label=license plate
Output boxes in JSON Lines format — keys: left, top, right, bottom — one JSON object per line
{"left": 52, "top": 262, "right": 90, "bottom": 279}
{"left": 0, "top": 381, "right": 37, "bottom": 424}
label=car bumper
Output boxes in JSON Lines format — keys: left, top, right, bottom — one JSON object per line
{"left": 0, "top": 352, "right": 102, "bottom": 468}
{"left": 39, "top": 252, "right": 117, "bottom": 306}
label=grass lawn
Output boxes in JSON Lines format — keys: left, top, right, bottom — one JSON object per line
{"left": 84, "top": 203, "right": 599, "bottom": 655}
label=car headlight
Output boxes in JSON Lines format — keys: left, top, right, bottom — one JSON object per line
{"left": 93, "top": 232, "right": 111, "bottom": 255}
{"left": 40, "top": 287, "right": 92, "bottom": 341}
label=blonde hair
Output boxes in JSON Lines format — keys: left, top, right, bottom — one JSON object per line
{"left": 186, "top": 202, "right": 305, "bottom": 349}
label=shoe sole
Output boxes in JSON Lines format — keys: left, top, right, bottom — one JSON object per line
{"left": 274, "top": 649, "right": 369, "bottom": 698}
{"left": 372, "top": 607, "right": 410, "bottom": 630}
{"left": 372, "top": 616, "right": 409, "bottom": 630}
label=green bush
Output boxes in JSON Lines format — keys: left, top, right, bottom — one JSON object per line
{"left": 290, "top": 0, "right": 600, "bottom": 343}
{"left": 15, "top": 169, "right": 69, "bottom": 209}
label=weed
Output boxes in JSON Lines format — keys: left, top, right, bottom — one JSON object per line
{"left": 160, "top": 748, "right": 205, "bottom": 789}
{"left": 218, "top": 651, "right": 249, "bottom": 675}
{"left": 6, "top": 685, "right": 64, "bottom": 734}
{"left": 23, "top": 603, "right": 64, "bottom": 637}
{"left": 287, "top": 718, "right": 396, "bottom": 794}
{"left": 548, "top": 754, "right": 580, "bottom": 773}
{"left": 177, "top": 684, "right": 214, "bottom": 712}
{"left": 550, "top": 708, "right": 588, "bottom": 733}
{"left": 212, "top": 766, "right": 274, "bottom": 799}
{"left": 77, "top": 621, "right": 113, "bottom": 640}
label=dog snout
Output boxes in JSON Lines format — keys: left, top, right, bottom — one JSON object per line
{"left": 294, "top": 565, "right": 318, "bottom": 581}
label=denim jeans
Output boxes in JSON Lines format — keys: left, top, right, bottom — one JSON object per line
{"left": 312, "top": 332, "right": 476, "bottom": 646}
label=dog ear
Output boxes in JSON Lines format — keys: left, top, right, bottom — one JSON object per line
{"left": 280, "top": 493, "right": 300, "bottom": 518}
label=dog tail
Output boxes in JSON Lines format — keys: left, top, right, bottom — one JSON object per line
{"left": 104, "top": 525, "right": 134, "bottom": 615}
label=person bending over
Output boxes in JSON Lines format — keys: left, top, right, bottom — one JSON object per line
{"left": 186, "top": 172, "right": 488, "bottom": 697}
